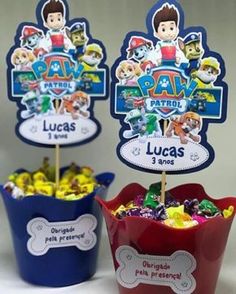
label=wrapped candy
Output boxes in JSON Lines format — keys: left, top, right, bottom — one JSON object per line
{"left": 4, "top": 159, "right": 99, "bottom": 201}
{"left": 109, "top": 182, "right": 233, "bottom": 229}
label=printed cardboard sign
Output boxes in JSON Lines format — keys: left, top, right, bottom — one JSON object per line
{"left": 27, "top": 214, "right": 97, "bottom": 256}
{"left": 116, "top": 246, "right": 196, "bottom": 294}
{"left": 111, "top": 0, "right": 227, "bottom": 174}
{"left": 7, "top": 0, "right": 108, "bottom": 147}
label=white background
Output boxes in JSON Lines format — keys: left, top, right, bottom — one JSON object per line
{"left": 0, "top": 0, "right": 236, "bottom": 293}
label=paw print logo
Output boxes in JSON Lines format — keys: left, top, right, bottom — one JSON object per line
{"left": 81, "top": 127, "right": 89, "bottom": 134}
{"left": 51, "top": 63, "right": 60, "bottom": 72}
{"left": 30, "top": 125, "right": 38, "bottom": 133}
{"left": 181, "top": 281, "right": 189, "bottom": 288}
{"left": 190, "top": 152, "right": 199, "bottom": 161}
{"left": 36, "top": 225, "right": 43, "bottom": 231}
{"left": 160, "top": 79, "right": 169, "bottom": 88}
{"left": 132, "top": 147, "right": 141, "bottom": 156}
{"left": 126, "top": 255, "right": 132, "bottom": 261}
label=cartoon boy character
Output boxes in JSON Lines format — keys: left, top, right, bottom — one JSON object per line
{"left": 42, "top": 0, "right": 73, "bottom": 52}
{"left": 152, "top": 4, "right": 181, "bottom": 66}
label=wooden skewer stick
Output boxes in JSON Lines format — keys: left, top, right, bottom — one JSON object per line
{"left": 160, "top": 120, "right": 168, "bottom": 204}
{"left": 55, "top": 99, "right": 60, "bottom": 190}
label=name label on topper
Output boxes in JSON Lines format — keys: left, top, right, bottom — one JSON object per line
{"left": 116, "top": 246, "right": 196, "bottom": 294}
{"left": 27, "top": 214, "right": 97, "bottom": 256}
{"left": 120, "top": 137, "right": 209, "bottom": 172}
{"left": 19, "top": 114, "right": 97, "bottom": 145}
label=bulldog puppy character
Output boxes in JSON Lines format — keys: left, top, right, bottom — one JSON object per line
{"left": 127, "top": 36, "right": 155, "bottom": 73}
{"left": 178, "top": 32, "right": 204, "bottom": 75}
{"left": 166, "top": 112, "right": 201, "bottom": 144}
{"left": 20, "top": 26, "right": 48, "bottom": 58}
{"left": 152, "top": 4, "right": 181, "bottom": 66}
{"left": 191, "top": 57, "right": 221, "bottom": 89}
{"left": 80, "top": 43, "right": 103, "bottom": 71}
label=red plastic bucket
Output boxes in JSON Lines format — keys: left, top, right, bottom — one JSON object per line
{"left": 96, "top": 183, "right": 236, "bottom": 294}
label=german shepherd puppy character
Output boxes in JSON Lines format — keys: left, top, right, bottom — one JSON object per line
{"left": 178, "top": 32, "right": 204, "bottom": 75}
{"left": 166, "top": 112, "right": 201, "bottom": 144}
{"left": 66, "top": 23, "right": 88, "bottom": 60}
{"left": 60, "top": 91, "right": 90, "bottom": 120}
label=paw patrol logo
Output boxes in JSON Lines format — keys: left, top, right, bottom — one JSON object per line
{"left": 138, "top": 67, "right": 197, "bottom": 118}
{"left": 32, "top": 53, "right": 84, "bottom": 97}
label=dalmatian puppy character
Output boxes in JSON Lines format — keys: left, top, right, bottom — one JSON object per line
{"left": 20, "top": 26, "right": 48, "bottom": 58}
{"left": 127, "top": 36, "right": 156, "bottom": 73}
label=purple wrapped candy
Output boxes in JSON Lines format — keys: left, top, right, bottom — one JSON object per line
{"left": 126, "top": 208, "right": 141, "bottom": 217}
{"left": 134, "top": 194, "right": 144, "bottom": 207}
{"left": 184, "top": 198, "right": 199, "bottom": 215}
{"left": 154, "top": 204, "right": 168, "bottom": 221}
{"left": 165, "top": 192, "right": 180, "bottom": 208}
{"left": 140, "top": 207, "right": 156, "bottom": 219}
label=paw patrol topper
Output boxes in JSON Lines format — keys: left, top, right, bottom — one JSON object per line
{"left": 111, "top": 0, "right": 228, "bottom": 174}
{"left": 7, "top": 0, "right": 108, "bottom": 148}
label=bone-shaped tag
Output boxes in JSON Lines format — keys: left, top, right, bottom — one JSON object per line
{"left": 116, "top": 246, "right": 196, "bottom": 294}
{"left": 27, "top": 214, "right": 97, "bottom": 256}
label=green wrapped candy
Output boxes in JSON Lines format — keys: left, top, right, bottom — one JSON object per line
{"left": 199, "top": 199, "right": 220, "bottom": 216}
{"left": 143, "top": 182, "right": 161, "bottom": 209}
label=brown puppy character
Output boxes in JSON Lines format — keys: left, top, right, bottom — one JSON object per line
{"left": 60, "top": 91, "right": 90, "bottom": 120}
{"left": 116, "top": 60, "right": 142, "bottom": 86}
{"left": 178, "top": 32, "right": 203, "bottom": 75}
{"left": 65, "top": 23, "right": 88, "bottom": 59}
{"left": 166, "top": 112, "right": 201, "bottom": 144}
{"left": 11, "top": 48, "right": 36, "bottom": 71}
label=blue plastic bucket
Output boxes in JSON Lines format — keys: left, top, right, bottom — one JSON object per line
{"left": 0, "top": 172, "right": 114, "bottom": 287}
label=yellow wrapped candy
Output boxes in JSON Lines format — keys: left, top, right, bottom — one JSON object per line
{"left": 33, "top": 171, "right": 48, "bottom": 183}
{"left": 223, "top": 206, "right": 234, "bottom": 219}
{"left": 62, "top": 193, "right": 87, "bottom": 201}
{"left": 166, "top": 205, "right": 185, "bottom": 219}
{"left": 25, "top": 185, "right": 35, "bottom": 196}
{"left": 15, "top": 172, "right": 32, "bottom": 190}
{"left": 34, "top": 182, "right": 55, "bottom": 196}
